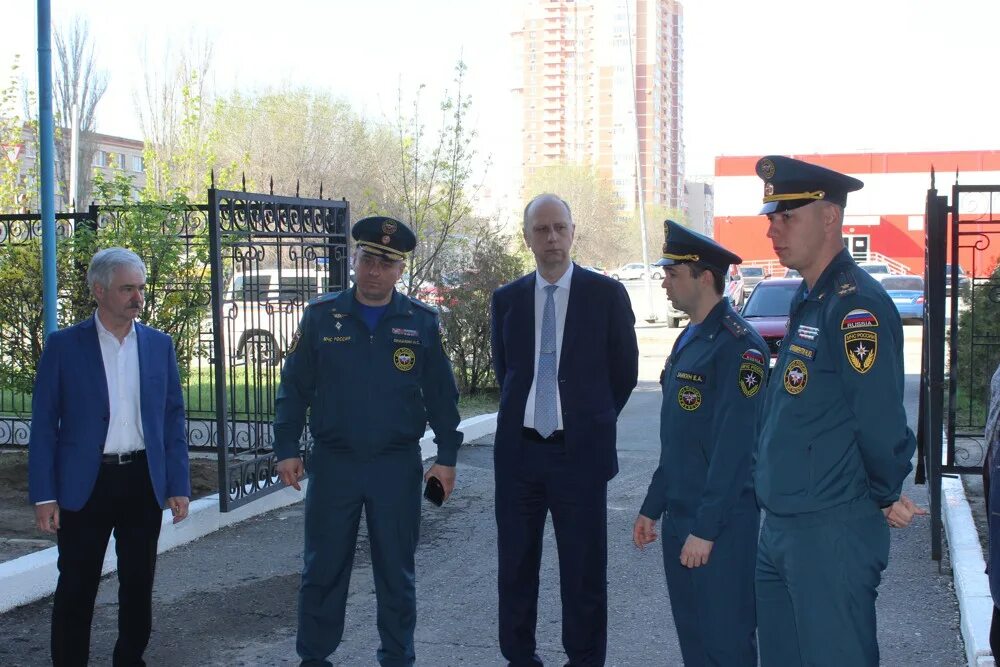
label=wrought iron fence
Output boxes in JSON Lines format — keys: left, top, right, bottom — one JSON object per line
{"left": 207, "top": 189, "right": 350, "bottom": 510}
{"left": 921, "top": 179, "right": 1000, "bottom": 560}
{"left": 0, "top": 189, "right": 350, "bottom": 512}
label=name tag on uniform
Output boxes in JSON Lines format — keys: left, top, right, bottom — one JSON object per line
{"left": 787, "top": 343, "right": 816, "bottom": 360}
{"left": 393, "top": 338, "right": 421, "bottom": 345}
{"left": 675, "top": 370, "right": 705, "bottom": 384}
{"left": 322, "top": 336, "right": 352, "bottom": 343}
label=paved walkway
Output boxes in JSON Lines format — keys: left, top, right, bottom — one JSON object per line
{"left": 0, "top": 370, "right": 965, "bottom": 666}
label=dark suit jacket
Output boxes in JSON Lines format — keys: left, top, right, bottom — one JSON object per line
{"left": 490, "top": 264, "right": 639, "bottom": 480}
{"left": 28, "top": 316, "right": 191, "bottom": 511}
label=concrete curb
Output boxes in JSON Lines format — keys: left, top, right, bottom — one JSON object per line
{"left": 0, "top": 412, "right": 498, "bottom": 615}
{"left": 944, "top": 475, "right": 996, "bottom": 667}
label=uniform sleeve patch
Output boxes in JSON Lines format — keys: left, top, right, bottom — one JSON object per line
{"left": 739, "top": 362, "right": 765, "bottom": 398}
{"left": 741, "top": 348, "right": 766, "bottom": 365}
{"left": 675, "top": 370, "right": 705, "bottom": 384}
{"left": 845, "top": 330, "right": 878, "bottom": 373}
{"left": 841, "top": 309, "right": 879, "bottom": 330}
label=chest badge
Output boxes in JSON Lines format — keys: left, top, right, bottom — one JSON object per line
{"left": 394, "top": 347, "right": 416, "bottom": 371}
{"left": 845, "top": 331, "right": 878, "bottom": 373}
{"left": 677, "top": 385, "right": 702, "bottom": 411}
{"left": 335, "top": 322, "right": 343, "bottom": 330}
{"left": 783, "top": 359, "right": 808, "bottom": 395}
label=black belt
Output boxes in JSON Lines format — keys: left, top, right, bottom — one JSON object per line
{"left": 101, "top": 450, "right": 146, "bottom": 465}
{"left": 521, "top": 427, "right": 565, "bottom": 443}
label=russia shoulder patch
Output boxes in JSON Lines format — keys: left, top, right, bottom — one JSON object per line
{"left": 841, "top": 308, "right": 879, "bottom": 330}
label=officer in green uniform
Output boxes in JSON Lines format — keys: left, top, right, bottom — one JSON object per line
{"left": 633, "top": 220, "right": 766, "bottom": 666}
{"left": 272, "top": 216, "right": 463, "bottom": 667}
{"left": 752, "top": 156, "right": 926, "bottom": 667}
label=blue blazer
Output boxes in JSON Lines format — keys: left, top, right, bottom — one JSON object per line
{"left": 28, "top": 316, "right": 191, "bottom": 511}
{"left": 490, "top": 264, "right": 639, "bottom": 480}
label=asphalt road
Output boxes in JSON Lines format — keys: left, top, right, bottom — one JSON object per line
{"left": 0, "top": 327, "right": 965, "bottom": 666}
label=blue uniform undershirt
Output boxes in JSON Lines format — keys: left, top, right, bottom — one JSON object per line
{"left": 675, "top": 323, "right": 700, "bottom": 354}
{"left": 358, "top": 302, "right": 389, "bottom": 332}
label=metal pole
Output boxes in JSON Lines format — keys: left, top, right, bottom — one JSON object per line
{"left": 37, "top": 0, "right": 58, "bottom": 336}
{"left": 624, "top": 0, "right": 657, "bottom": 323}
{"left": 69, "top": 102, "right": 79, "bottom": 211}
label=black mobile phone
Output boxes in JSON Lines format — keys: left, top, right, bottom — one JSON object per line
{"left": 424, "top": 476, "right": 445, "bottom": 507}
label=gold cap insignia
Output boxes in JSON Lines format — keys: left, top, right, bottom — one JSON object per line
{"left": 758, "top": 158, "right": 776, "bottom": 179}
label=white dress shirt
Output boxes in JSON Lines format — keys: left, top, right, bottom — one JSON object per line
{"left": 94, "top": 312, "right": 145, "bottom": 455}
{"left": 523, "top": 263, "right": 573, "bottom": 430}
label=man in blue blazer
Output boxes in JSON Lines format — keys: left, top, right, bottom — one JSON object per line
{"left": 29, "top": 247, "right": 191, "bottom": 666}
{"left": 490, "top": 194, "right": 639, "bottom": 667}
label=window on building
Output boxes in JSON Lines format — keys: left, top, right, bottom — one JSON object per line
{"left": 93, "top": 151, "right": 107, "bottom": 167}
{"left": 132, "top": 155, "right": 144, "bottom": 172}
{"left": 116, "top": 154, "right": 126, "bottom": 170}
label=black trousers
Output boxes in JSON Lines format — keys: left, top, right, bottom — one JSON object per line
{"left": 52, "top": 460, "right": 163, "bottom": 667}
{"left": 495, "top": 435, "right": 609, "bottom": 667}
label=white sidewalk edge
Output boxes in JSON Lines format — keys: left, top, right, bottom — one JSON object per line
{"left": 943, "top": 475, "right": 996, "bottom": 667}
{"left": 0, "top": 412, "right": 498, "bottom": 615}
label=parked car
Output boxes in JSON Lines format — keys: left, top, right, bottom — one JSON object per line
{"left": 740, "top": 277, "right": 803, "bottom": 367}
{"left": 858, "top": 262, "right": 891, "bottom": 275}
{"left": 220, "top": 267, "right": 334, "bottom": 366}
{"left": 664, "top": 296, "right": 688, "bottom": 328}
{"left": 611, "top": 262, "right": 664, "bottom": 281}
{"left": 783, "top": 268, "right": 801, "bottom": 279}
{"left": 582, "top": 265, "right": 609, "bottom": 276}
{"left": 944, "top": 263, "right": 971, "bottom": 297}
{"left": 738, "top": 266, "right": 766, "bottom": 298}
{"left": 397, "top": 274, "right": 456, "bottom": 310}
{"left": 876, "top": 274, "right": 925, "bottom": 324}
{"left": 725, "top": 265, "right": 746, "bottom": 309}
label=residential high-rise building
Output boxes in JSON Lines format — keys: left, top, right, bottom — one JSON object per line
{"left": 512, "top": 0, "right": 684, "bottom": 211}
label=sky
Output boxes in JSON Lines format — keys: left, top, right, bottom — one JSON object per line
{"left": 4, "top": 0, "right": 1000, "bottom": 202}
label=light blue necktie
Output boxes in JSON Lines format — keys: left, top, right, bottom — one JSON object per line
{"left": 534, "top": 284, "right": 559, "bottom": 438}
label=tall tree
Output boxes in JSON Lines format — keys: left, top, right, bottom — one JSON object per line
{"left": 381, "top": 61, "right": 484, "bottom": 293}
{"left": 136, "top": 39, "right": 217, "bottom": 198}
{"left": 54, "top": 18, "right": 107, "bottom": 209}
{"left": 212, "top": 87, "right": 377, "bottom": 202}
{"left": 630, "top": 203, "right": 688, "bottom": 265}
{"left": 523, "top": 165, "right": 628, "bottom": 268}
{"left": 0, "top": 57, "right": 37, "bottom": 213}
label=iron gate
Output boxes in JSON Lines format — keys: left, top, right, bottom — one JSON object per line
{"left": 207, "top": 188, "right": 350, "bottom": 511}
{"left": 920, "top": 176, "right": 1000, "bottom": 559}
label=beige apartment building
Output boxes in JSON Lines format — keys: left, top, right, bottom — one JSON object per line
{"left": 11, "top": 129, "right": 145, "bottom": 210}
{"left": 512, "top": 0, "right": 684, "bottom": 210}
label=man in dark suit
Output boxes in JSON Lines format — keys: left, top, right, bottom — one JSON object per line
{"left": 29, "top": 247, "right": 191, "bottom": 666}
{"left": 490, "top": 193, "right": 639, "bottom": 667}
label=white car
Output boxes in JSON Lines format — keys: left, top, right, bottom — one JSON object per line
{"left": 215, "top": 267, "right": 339, "bottom": 366}
{"left": 611, "top": 263, "right": 663, "bottom": 281}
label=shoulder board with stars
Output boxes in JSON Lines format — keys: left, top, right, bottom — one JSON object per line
{"left": 408, "top": 296, "right": 439, "bottom": 314}
{"left": 308, "top": 291, "right": 341, "bottom": 307}
{"left": 722, "top": 314, "right": 748, "bottom": 338}
{"left": 836, "top": 271, "right": 858, "bottom": 297}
